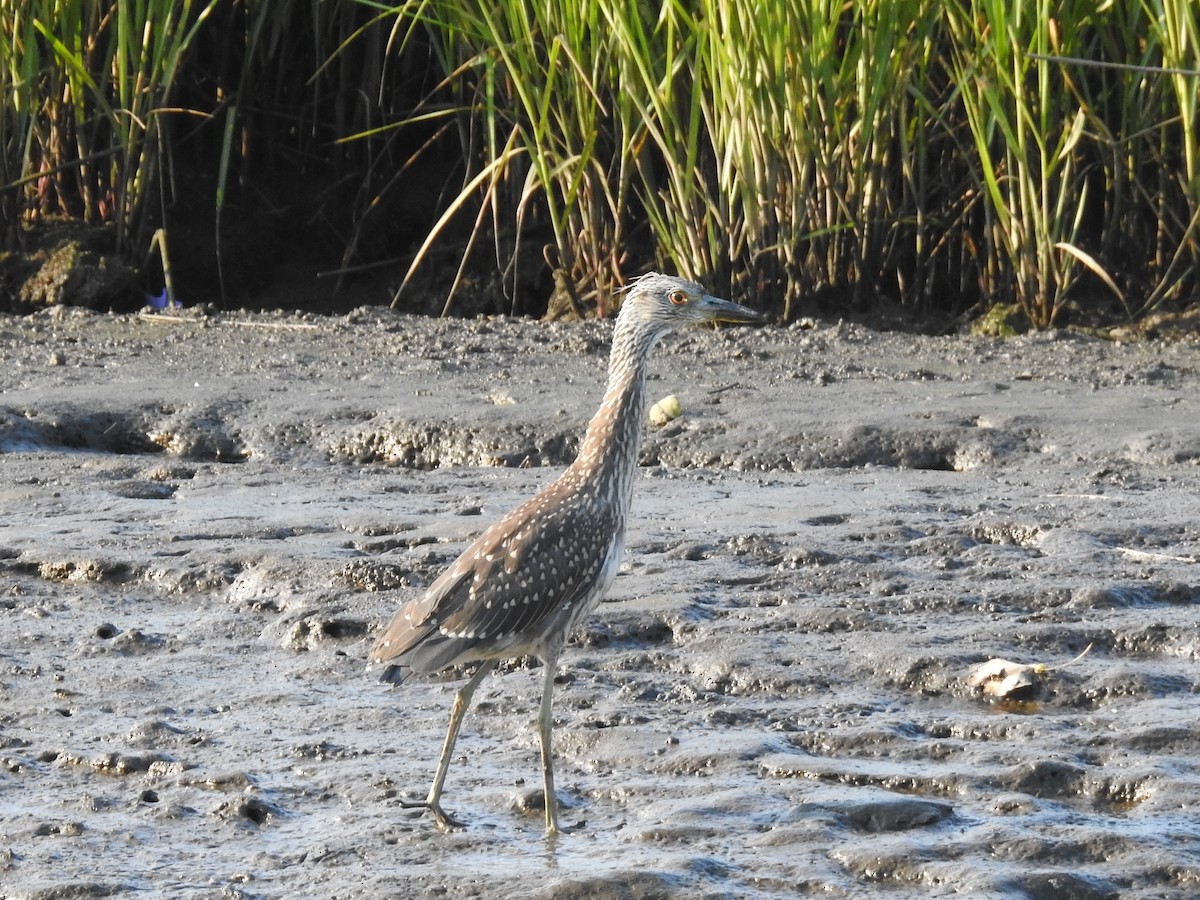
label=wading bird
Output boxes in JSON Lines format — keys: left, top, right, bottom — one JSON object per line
{"left": 370, "top": 272, "right": 762, "bottom": 833}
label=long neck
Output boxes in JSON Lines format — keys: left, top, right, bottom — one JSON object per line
{"left": 568, "top": 318, "right": 661, "bottom": 508}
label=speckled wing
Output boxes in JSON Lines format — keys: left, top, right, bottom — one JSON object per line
{"left": 370, "top": 485, "right": 618, "bottom": 684}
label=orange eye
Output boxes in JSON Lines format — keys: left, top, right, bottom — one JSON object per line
{"left": 669, "top": 289, "right": 688, "bottom": 305}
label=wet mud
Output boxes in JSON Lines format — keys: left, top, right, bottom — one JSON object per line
{"left": 1, "top": 306, "right": 1198, "bottom": 898}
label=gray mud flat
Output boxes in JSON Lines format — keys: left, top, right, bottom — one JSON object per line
{"left": 1, "top": 306, "right": 1198, "bottom": 899}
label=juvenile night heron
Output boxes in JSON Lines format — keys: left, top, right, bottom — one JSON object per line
{"left": 370, "top": 272, "right": 762, "bottom": 834}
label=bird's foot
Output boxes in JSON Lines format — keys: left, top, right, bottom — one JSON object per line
{"left": 546, "top": 816, "right": 586, "bottom": 837}
{"left": 399, "top": 796, "right": 467, "bottom": 831}
{"left": 542, "top": 794, "right": 587, "bottom": 836}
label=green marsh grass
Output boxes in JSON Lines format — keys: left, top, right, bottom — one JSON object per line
{"left": 1141, "top": 0, "right": 1200, "bottom": 313}
{"left": 947, "top": 0, "right": 1105, "bottom": 327}
{"left": 1, "top": 0, "right": 218, "bottom": 251}
{"left": 388, "top": 0, "right": 1198, "bottom": 323}
{"left": 3, "top": 0, "right": 1198, "bottom": 326}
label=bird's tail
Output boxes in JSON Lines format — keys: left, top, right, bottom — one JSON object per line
{"left": 376, "top": 662, "right": 412, "bottom": 686}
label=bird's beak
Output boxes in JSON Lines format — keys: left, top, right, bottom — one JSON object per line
{"left": 695, "top": 293, "right": 765, "bottom": 325}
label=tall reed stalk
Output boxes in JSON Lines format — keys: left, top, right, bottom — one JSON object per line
{"left": 1140, "top": 0, "right": 1200, "bottom": 312}
{"left": 1, "top": 0, "right": 218, "bottom": 252}
{"left": 947, "top": 0, "right": 1112, "bottom": 327}
{"left": 676, "top": 0, "right": 946, "bottom": 316}
{"left": 0, "top": 1, "right": 35, "bottom": 243}
{"left": 374, "top": 0, "right": 637, "bottom": 311}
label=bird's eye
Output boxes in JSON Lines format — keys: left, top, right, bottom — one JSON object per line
{"left": 669, "top": 289, "right": 688, "bottom": 305}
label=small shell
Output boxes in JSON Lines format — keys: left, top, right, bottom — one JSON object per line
{"left": 965, "top": 657, "right": 1034, "bottom": 688}
{"left": 965, "top": 644, "right": 1092, "bottom": 701}
{"left": 966, "top": 658, "right": 1041, "bottom": 700}
{"left": 649, "top": 394, "right": 683, "bottom": 426}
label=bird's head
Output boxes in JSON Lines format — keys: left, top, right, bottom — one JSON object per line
{"left": 616, "top": 273, "right": 763, "bottom": 345}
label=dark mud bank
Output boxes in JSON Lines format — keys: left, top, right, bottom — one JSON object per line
{"left": 0, "top": 306, "right": 1198, "bottom": 898}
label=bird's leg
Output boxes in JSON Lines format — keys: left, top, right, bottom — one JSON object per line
{"left": 537, "top": 649, "right": 561, "bottom": 835}
{"left": 402, "top": 659, "right": 498, "bottom": 830}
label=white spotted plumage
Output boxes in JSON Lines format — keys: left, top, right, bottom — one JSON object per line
{"left": 368, "top": 272, "right": 761, "bottom": 833}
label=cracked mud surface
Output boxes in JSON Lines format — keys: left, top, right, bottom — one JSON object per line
{"left": 1, "top": 306, "right": 1198, "bottom": 898}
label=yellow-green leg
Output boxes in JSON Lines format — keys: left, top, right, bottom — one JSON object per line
{"left": 537, "top": 649, "right": 561, "bottom": 835}
{"left": 401, "top": 659, "right": 498, "bottom": 830}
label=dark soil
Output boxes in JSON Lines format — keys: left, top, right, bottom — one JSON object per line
{"left": 1, "top": 305, "right": 1198, "bottom": 898}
